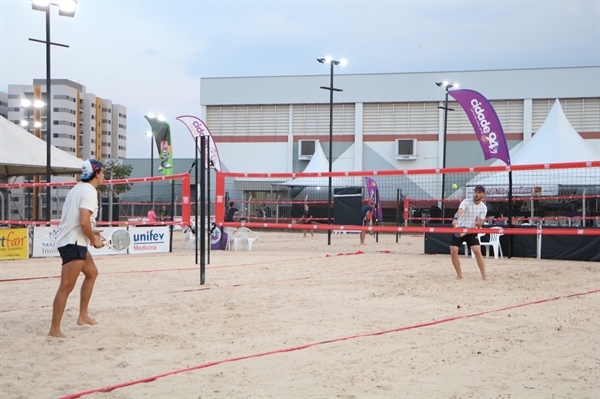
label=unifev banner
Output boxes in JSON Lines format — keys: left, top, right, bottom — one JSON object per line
{"left": 364, "top": 177, "right": 383, "bottom": 220}
{"left": 0, "top": 228, "right": 29, "bottom": 260}
{"left": 448, "top": 89, "right": 511, "bottom": 166}
{"left": 176, "top": 115, "right": 222, "bottom": 171}
{"left": 128, "top": 226, "right": 170, "bottom": 254}
{"left": 33, "top": 226, "right": 124, "bottom": 257}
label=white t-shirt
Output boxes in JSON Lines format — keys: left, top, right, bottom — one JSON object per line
{"left": 56, "top": 182, "right": 98, "bottom": 248}
{"left": 457, "top": 198, "right": 487, "bottom": 228}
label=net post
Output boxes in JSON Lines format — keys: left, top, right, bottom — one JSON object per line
{"left": 215, "top": 172, "right": 225, "bottom": 224}
{"left": 200, "top": 135, "right": 206, "bottom": 285}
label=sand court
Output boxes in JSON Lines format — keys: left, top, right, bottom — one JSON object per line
{"left": 0, "top": 231, "right": 598, "bottom": 398}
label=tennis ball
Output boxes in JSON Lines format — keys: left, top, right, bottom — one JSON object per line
{"left": 452, "top": 183, "right": 458, "bottom": 189}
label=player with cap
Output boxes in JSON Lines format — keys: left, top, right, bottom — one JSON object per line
{"left": 48, "top": 159, "right": 105, "bottom": 338}
{"left": 449, "top": 185, "right": 488, "bottom": 280}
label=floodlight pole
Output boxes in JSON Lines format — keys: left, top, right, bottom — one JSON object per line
{"left": 30, "top": 1, "right": 76, "bottom": 221}
{"left": 436, "top": 82, "right": 455, "bottom": 223}
{"left": 318, "top": 57, "right": 344, "bottom": 245}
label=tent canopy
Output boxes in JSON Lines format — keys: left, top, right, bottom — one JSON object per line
{"left": 279, "top": 143, "right": 363, "bottom": 187}
{"left": 455, "top": 99, "right": 600, "bottom": 195}
{"left": 0, "top": 116, "right": 84, "bottom": 178}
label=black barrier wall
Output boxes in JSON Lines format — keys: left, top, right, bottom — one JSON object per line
{"left": 423, "top": 223, "right": 600, "bottom": 261}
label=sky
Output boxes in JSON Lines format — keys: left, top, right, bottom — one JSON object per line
{"left": 1, "top": 0, "right": 599, "bottom": 159}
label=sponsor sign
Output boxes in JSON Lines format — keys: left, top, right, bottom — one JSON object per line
{"left": 128, "top": 226, "right": 170, "bottom": 254}
{"left": 483, "top": 185, "right": 559, "bottom": 198}
{"left": 0, "top": 228, "right": 29, "bottom": 260}
{"left": 33, "top": 226, "right": 125, "bottom": 257}
{"left": 449, "top": 89, "right": 511, "bottom": 166}
{"left": 32, "top": 226, "right": 60, "bottom": 258}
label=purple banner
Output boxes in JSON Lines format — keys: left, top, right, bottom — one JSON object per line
{"left": 448, "top": 89, "right": 511, "bottom": 165}
{"left": 364, "top": 177, "right": 383, "bottom": 220}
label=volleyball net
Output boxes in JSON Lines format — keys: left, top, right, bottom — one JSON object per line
{"left": 0, "top": 173, "right": 191, "bottom": 226}
{"left": 215, "top": 161, "right": 600, "bottom": 237}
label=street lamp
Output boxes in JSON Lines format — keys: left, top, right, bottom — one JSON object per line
{"left": 146, "top": 131, "right": 154, "bottom": 205}
{"left": 317, "top": 56, "right": 346, "bottom": 245}
{"left": 436, "top": 81, "right": 458, "bottom": 222}
{"left": 29, "top": 0, "right": 78, "bottom": 221}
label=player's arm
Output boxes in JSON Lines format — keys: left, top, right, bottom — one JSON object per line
{"left": 452, "top": 208, "right": 465, "bottom": 226}
{"left": 79, "top": 208, "right": 103, "bottom": 248}
{"left": 475, "top": 209, "right": 487, "bottom": 228}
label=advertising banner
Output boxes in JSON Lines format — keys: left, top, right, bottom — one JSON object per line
{"left": 448, "top": 89, "right": 511, "bottom": 166}
{"left": 176, "top": 115, "right": 222, "bottom": 171}
{"left": 33, "top": 226, "right": 125, "bottom": 257}
{"left": 483, "top": 185, "right": 559, "bottom": 198}
{"left": 144, "top": 116, "right": 173, "bottom": 176}
{"left": 32, "top": 226, "right": 60, "bottom": 258}
{"left": 0, "top": 228, "right": 29, "bottom": 260}
{"left": 128, "top": 226, "right": 170, "bottom": 254}
{"left": 364, "top": 177, "right": 383, "bottom": 220}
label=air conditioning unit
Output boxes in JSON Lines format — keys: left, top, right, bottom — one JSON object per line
{"left": 298, "top": 140, "right": 318, "bottom": 160}
{"left": 395, "top": 139, "right": 417, "bottom": 160}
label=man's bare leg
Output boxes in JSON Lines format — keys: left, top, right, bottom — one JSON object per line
{"left": 450, "top": 245, "right": 462, "bottom": 279}
{"left": 360, "top": 231, "right": 366, "bottom": 245}
{"left": 77, "top": 254, "right": 98, "bottom": 326}
{"left": 49, "top": 259, "right": 84, "bottom": 338}
{"left": 471, "top": 245, "right": 487, "bottom": 280}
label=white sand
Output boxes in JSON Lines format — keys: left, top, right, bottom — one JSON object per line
{"left": 0, "top": 231, "right": 598, "bottom": 398}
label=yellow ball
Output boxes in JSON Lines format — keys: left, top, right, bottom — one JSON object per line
{"left": 452, "top": 184, "right": 458, "bottom": 189}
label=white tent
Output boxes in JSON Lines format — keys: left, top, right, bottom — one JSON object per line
{"left": 457, "top": 99, "right": 600, "bottom": 197}
{"left": 279, "top": 143, "right": 363, "bottom": 188}
{"left": 506, "top": 99, "right": 599, "bottom": 165}
{"left": 0, "top": 116, "right": 83, "bottom": 178}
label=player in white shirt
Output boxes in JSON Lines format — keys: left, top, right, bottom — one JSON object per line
{"left": 49, "top": 159, "right": 105, "bottom": 338}
{"left": 450, "top": 185, "right": 488, "bottom": 280}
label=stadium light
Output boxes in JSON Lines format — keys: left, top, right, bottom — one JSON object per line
{"left": 29, "top": 0, "right": 77, "bottom": 221}
{"left": 436, "top": 81, "right": 458, "bottom": 222}
{"left": 317, "top": 56, "right": 345, "bottom": 245}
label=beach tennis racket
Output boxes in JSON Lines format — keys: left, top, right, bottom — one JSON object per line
{"left": 102, "top": 229, "right": 131, "bottom": 251}
{"left": 368, "top": 218, "right": 374, "bottom": 236}
{"left": 453, "top": 226, "right": 468, "bottom": 238}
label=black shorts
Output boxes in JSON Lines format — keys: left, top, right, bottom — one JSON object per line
{"left": 57, "top": 243, "right": 88, "bottom": 265}
{"left": 450, "top": 233, "right": 480, "bottom": 248}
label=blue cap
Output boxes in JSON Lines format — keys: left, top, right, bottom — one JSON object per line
{"left": 474, "top": 185, "right": 486, "bottom": 192}
{"left": 81, "top": 159, "right": 103, "bottom": 180}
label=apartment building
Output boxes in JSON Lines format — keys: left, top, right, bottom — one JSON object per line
{"left": 2, "top": 79, "right": 126, "bottom": 220}
{"left": 6, "top": 79, "right": 126, "bottom": 162}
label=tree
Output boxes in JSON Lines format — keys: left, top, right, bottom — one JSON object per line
{"left": 97, "top": 160, "right": 134, "bottom": 197}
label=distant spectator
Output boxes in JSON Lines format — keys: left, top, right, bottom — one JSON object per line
{"left": 225, "top": 202, "right": 239, "bottom": 222}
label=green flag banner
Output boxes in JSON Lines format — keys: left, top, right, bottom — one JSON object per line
{"left": 144, "top": 115, "right": 173, "bottom": 176}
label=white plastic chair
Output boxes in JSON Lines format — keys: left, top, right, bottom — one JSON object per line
{"left": 238, "top": 227, "right": 260, "bottom": 251}
{"left": 183, "top": 226, "right": 196, "bottom": 249}
{"left": 223, "top": 227, "right": 241, "bottom": 251}
{"left": 462, "top": 233, "right": 487, "bottom": 258}
{"left": 479, "top": 227, "right": 504, "bottom": 259}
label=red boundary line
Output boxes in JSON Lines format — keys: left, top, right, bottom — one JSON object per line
{"left": 58, "top": 289, "right": 599, "bottom": 399}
